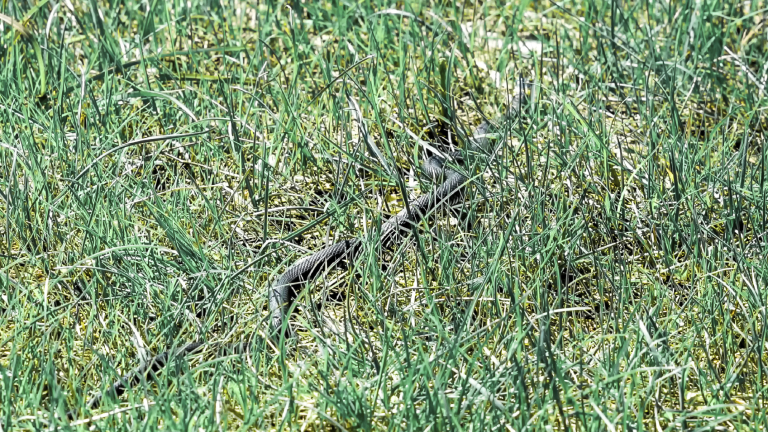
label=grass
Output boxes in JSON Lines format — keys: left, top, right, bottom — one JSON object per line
{"left": 1, "top": 0, "right": 767, "bottom": 430}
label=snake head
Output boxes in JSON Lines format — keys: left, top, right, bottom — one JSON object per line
{"left": 508, "top": 79, "right": 534, "bottom": 116}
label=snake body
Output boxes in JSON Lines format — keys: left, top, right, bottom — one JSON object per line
{"left": 268, "top": 106, "right": 517, "bottom": 335}
{"left": 270, "top": 151, "right": 471, "bottom": 335}
{"left": 70, "top": 85, "right": 525, "bottom": 417}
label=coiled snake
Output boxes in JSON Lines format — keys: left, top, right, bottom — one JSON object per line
{"left": 69, "top": 85, "right": 527, "bottom": 417}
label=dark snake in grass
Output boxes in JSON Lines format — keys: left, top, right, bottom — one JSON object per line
{"left": 69, "top": 85, "right": 527, "bottom": 418}
{"left": 269, "top": 116, "right": 500, "bottom": 336}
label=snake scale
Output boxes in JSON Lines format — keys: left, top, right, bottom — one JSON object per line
{"left": 70, "top": 84, "right": 527, "bottom": 417}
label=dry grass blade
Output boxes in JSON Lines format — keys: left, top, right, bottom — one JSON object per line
{"left": 0, "top": 12, "right": 31, "bottom": 38}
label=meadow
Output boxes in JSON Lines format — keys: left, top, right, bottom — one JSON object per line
{"left": 1, "top": 0, "right": 767, "bottom": 430}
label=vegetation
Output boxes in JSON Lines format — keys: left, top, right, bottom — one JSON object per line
{"left": 1, "top": 0, "right": 767, "bottom": 430}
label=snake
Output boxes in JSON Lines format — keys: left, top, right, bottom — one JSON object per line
{"left": 270, "top": 113, "right": 503, "bottom": 336}
{"left": 68, "top": 84, "right": 527, "bottom": 418}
